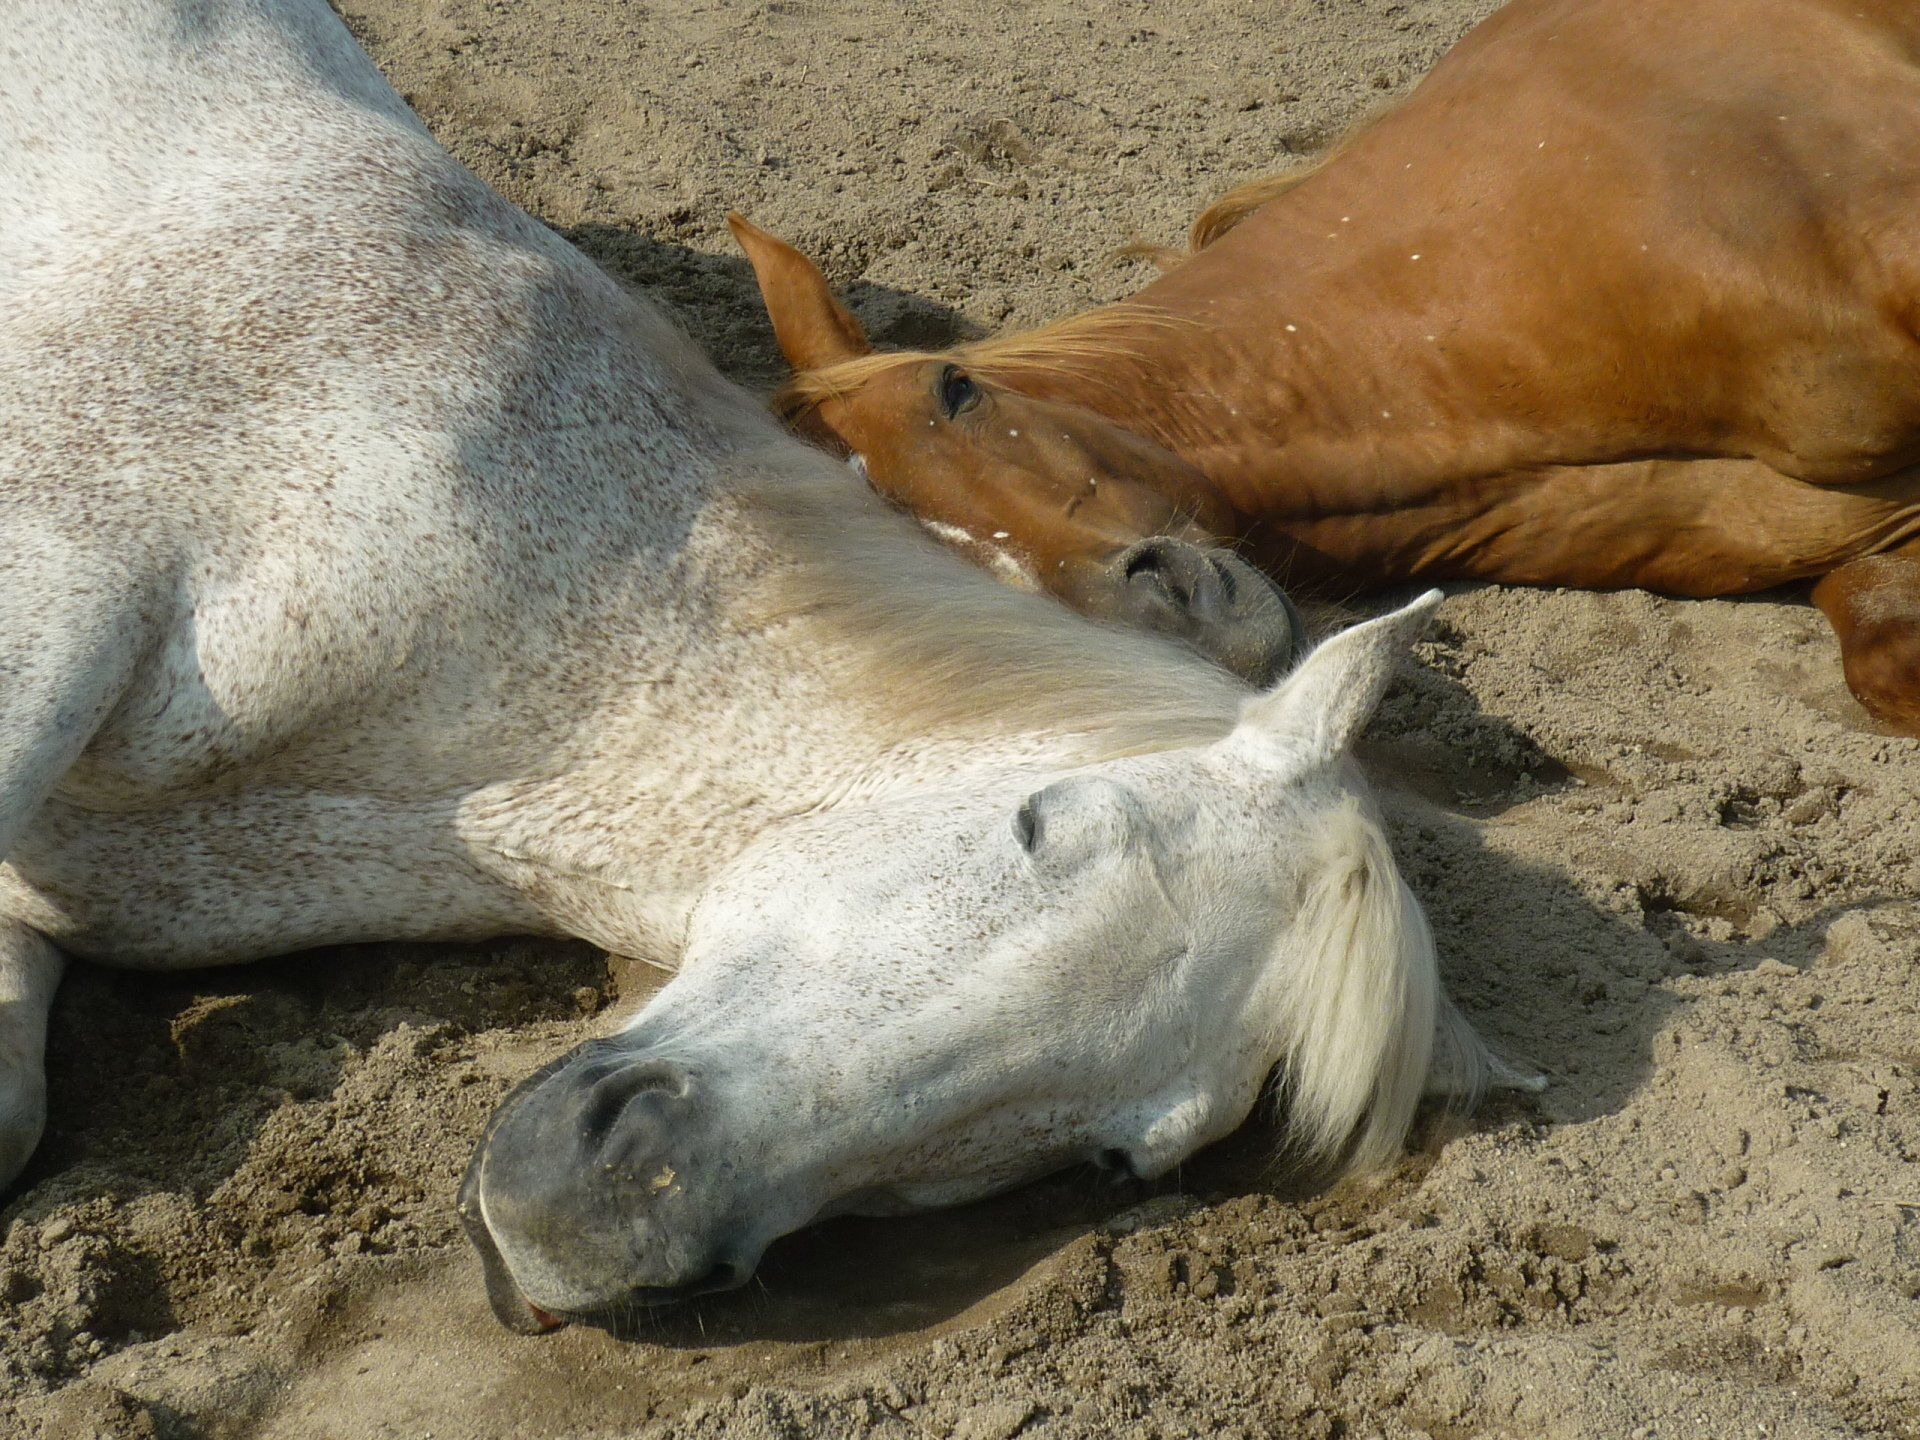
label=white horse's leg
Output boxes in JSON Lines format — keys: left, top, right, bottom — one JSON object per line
{"left": 0, "top": 533, "right": 159, "bottom": 853}
{"left": 0, "top": 922, "right": 60, "bottom": 1187}
{"left": 0, "top": 536, "right": 161, "bottom": 1185}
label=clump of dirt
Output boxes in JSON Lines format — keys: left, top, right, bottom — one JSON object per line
{"left": 8, "top": 1, "right": 1920, "bottom": 1437}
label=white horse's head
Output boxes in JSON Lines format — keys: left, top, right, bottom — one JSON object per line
{"left": 463, "top": 593, "right": 1492, "bottom": 1329}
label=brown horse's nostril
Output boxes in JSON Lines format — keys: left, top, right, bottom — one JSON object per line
{"left": 1121, "top": 536, "right": 1222, "bottom": 614}
{"left": 1121, "top": 540, "right": 1173, "bottom": 594}
{"left": 1116, "top": 537, "right": 1236, "bottom": 620}
{"left": 1106, "top": 537, "right": 1301, "bottom": 686}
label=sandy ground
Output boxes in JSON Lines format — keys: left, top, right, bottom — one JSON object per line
{"left": 8, "top": 0, "right": 1920, "bottom": 1436}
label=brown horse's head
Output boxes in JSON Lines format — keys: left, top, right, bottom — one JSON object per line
{"left": 728, "top": 215, "right": 1301, "bottom": 685}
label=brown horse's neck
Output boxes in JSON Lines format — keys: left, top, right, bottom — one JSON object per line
{"left": 1085, "top": 244, "right": 1477, "bottom": 506}
{"left": 999, "top": 232, "right": 1627, "bottom": 582}
{"left": 1108, "top": 144, "right": 1760, "bottom": 454}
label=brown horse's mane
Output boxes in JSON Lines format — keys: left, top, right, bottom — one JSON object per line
{"left": 774, "top": 109, "right": 1388, "bottom": 421}
{"left": 1124, "top": 99, "right": 1393, "bottom": 265}
{"left": 1113, "top": 153, "right": 1343, "bottom": 273}
{"left": 772, "top": 304, "right": 1195, "bottom": 421}
{"left": 1190, "top": 160, "right": 1331, "bottom": 250}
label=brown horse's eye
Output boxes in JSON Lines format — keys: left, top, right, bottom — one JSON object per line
{"left": 938, "top": 365, "right": 981, "bottom": 418}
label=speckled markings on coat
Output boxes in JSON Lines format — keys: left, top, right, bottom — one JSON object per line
{"left": 0, "top": 0, "right": 1484, "bottom": 1243}
{"left": 0, "top": 0, "right": 1137, "bottom": 971}
{"left": 0, "top": 0, "right": 1482, "bottom": 1205}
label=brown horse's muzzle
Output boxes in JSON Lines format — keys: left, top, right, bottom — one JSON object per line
{"left": 1099, "top": 537, "right": 1303, "bottom": 687}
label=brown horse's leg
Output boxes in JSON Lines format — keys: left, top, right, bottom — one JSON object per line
{"left": 1812, "top": 539, "right": 1920, "bottom": 734}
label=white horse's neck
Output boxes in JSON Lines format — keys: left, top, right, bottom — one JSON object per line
{"left": 451, "top": 436, "right": 1248, "bottom": 961}
{"left": 2, "top": 0, "right": 1249, "bottom": 966}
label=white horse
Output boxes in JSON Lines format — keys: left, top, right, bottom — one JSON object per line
{"left": 0, "top": 0, "right": 1510, "bottom": 1330}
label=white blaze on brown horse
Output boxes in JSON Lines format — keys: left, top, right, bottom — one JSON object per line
{"left": 733, "top": 0, "right": 1920, "bottom": 732}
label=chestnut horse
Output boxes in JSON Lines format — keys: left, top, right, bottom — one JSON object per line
{"left": 734, "top": 0, "right": 1920, "bottom": 732}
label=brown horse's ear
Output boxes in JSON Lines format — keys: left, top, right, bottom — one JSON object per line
{"left": 726, "top": 213, "right": 873, "bottom": 373}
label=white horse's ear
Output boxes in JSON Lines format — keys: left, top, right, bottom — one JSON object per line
{"left": 1233, "top": 590, "right": 1443, "bottom": 763}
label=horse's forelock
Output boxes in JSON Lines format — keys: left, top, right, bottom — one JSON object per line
{"left": 1262, "top": 798, "right": 1457, "bottom": 1177}
{"left": 772, "top": 350, "right": 936, "bottom": 422}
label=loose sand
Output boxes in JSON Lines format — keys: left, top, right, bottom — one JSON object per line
{"left": 7, "top": 1, "right": 1920, "bottom": 1436}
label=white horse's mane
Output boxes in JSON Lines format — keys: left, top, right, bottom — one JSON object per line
{"left": 1270, "top": 796, "right": 1500, "bottom": 1173}
{"left": 735, "top": 447, "right": 1252, "bottom": 759}
{"left": 1266, "top": 799, "right": 1440, "bottom": 1172}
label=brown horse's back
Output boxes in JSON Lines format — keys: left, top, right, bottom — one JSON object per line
{"left": 1145, "top": 0, "right": 1920, "bottom": 491}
